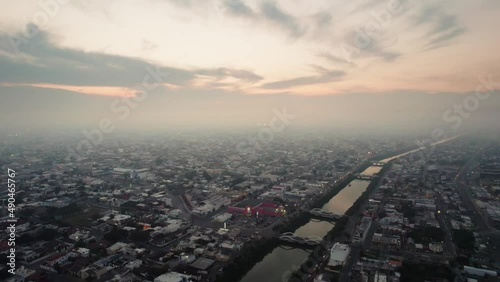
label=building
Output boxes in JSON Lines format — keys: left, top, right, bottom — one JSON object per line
{"left": 154, "top": 271, "right": 191, "bottom": 282}
{"left": 374, "top": 272, "right": 387, "bottom": 282}
{"left": 353, "top": 216, "right": 372, "bottom": 244}
{"left": 213, "top": 212, "right": 232, "bottom": 222}
{"left": 314, "top": 273, "right": 335, "bottom": 282}
{"left": 75, "top": 248, "right": 90, "bottom": 257}
{"left": 69, "top": 230, "right": 91, "bottom": 241}
{"left": 113, "top": 168, "right": 150, "bottom": 179}
{"left": 43, "top": 197, "right": 71, "bottom": 208}
{"left": 464, "top": 266, "right": 498, "bottom": 278}
{"left": 429, "top": 243, "right": 443, "bottom": 253}
{"left": 7, "top": 266, "right": 36, "bottom": 282}
{"left": 106, "top": 242, "right": 130, "bottom": 255}
{"left": 227, "top": 199, "right": 285, "bottom": 217}
{"left": 45, "top": 252, "right": 78, "bottom": 267}
{"left": 325, "top": 242, "right": 350, "bottom": 272}
{"left": 190, "top": 257, "right": 215, "bottom": 272}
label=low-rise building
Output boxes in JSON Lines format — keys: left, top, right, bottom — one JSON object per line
{"left": 326, "top": 242, "right": 350, "bottom": 272}
{"left": 154, "top": 271, "right": 191, "bottom": 282}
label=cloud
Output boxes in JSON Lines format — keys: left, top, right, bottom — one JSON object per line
{"left": 0, "top": 25, "right": 191, "bottom": 87}
{"left": 196, "top": 67, "right": 263, "bottom": 83}
{"left": 426, "top": 27, "right": 466, "bottom": 50}
{"left": 261, "top": 66, "right": 345, "bottom": 89}
{"left": 260, "top": 1, "right": 305, "bottom": 38}
{"left": 142, "top": 39, "right": 158, "bottom": 51}
{"left": 223, "top": 0, "right": 255, "bottom": 17}
{"left": 318, "top": 52, "right": 355, "bottom": 66}
{"left": 350, "top": 0, "right": 386, "bottom": 15}
{"left": 364, "top": 40, "right": 400, "bottom": 61}
{"left": 0, "top": 24, "right": 262, "bottom": 92}
{"left": 222, "top": 0, "right": 310, "bottom": 39}
{"left": 164, "top": 0, "right": 192, "bottom": 8}
{"left": 313, "top": 11, "right": 332, "bottom": 27}
{"left": 318, "top": 38, "right": 400, "bottom": 70}
{"left": 414, "top": 4, "right": 467, "bottom": 50}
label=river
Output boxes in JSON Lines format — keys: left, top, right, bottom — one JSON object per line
{"left": 239, "top": 136, "right": 461, "bottom": 282}
{"left": 240, "top": 178, "right": 373, "bottom": 282}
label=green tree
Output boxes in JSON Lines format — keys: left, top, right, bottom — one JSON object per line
{"left": 130, "top": 230, "right": 150, "bottom": 242}
{"left": 453, "top": 229, "right": 475, "bottom": 253}
{"left": 75, "top": 240, "right": 87, "bottom": 248}
{"left": 104, "top": 227, "right": 126, "bottom": 242}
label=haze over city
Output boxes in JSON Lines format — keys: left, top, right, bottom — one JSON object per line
{"left": 1, "top": 2, "right": 500, "bottom": 282}
{"left": 0, "top": 0, "right": 499, "bottom": 133}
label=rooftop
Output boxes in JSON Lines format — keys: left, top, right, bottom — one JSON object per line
{"left": 190, "top": 257, "right": 215, "bottom": 270}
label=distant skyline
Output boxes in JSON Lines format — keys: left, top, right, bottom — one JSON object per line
{"left": 0, "top": 0, "right": 499, "bottom": 131}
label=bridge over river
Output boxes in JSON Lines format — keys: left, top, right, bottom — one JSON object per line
{"left": 309, "top": 208, "right": 343, "bottom": 220}
{"left": 278, "top": 232, "right": 322, "bottom": 247}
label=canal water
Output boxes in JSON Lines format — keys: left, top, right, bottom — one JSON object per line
{"left": 240, "top": 177, "right": 373, "bottom": 282}
{"left": 240, "top": 137, "right": 459, "bottom": 282}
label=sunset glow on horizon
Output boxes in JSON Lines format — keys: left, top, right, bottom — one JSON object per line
{"left": 0, "top": 0, "right": 499, "bottom": 98}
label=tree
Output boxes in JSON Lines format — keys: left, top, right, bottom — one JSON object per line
{"left": 203, "top": 171, "right": 213, "bottom": 181}
{"left": 407, "top": 226, "right": 444, "bottom": 244}
{"left": 75, "top": 240, "right": 87, "bottom": 248}
{"left": 91, "top": 213, "right": 101, "bottom": 220}
{"left": 104, "top": 227, "right": 126, "bottom": 242}
{"left": 400, "top": 202, "right": 416, "bottom": 219}
{"left": 37, "top": 228, "right": 58, "bottom": 241}
{"left": 17, "top": 233, "right": 35, "bottom": 244}
{"left": 19, "top": 208, "right": 36, "bottom": 218}
{"left": 130, "top": 230, "right": 150, "bottom": 242}
{"left": 454, "top": 229, "right": 475, "bottom": 253}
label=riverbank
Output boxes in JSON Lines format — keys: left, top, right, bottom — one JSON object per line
{"left": 215, "top": 152, "right": 399, "bottom": 282}
{"left": 287, "top": 161, "right": 393, "bottom": 281}
{"left": 215, "top": 172, "right": 361, "bottom": 282}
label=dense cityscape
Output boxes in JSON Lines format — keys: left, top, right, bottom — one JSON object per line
{"left": 1, "top": 132, "right": 499, "bottom": 281}
{"left": 1, "top": 0, "right": 500, "bottom": 281}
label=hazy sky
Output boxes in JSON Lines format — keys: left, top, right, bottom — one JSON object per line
{"left": 0, "top": 0, "right": 499, "bottom": 131}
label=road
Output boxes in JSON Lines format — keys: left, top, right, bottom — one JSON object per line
{"left": 453, "top": 143, "right": 500, "bottom": 266}
{"left": 435, "top": 192, "right": 457, "bottom": 257}
{"left": 339, "top": 245, "right": 361, "bottom": 282}
{"left": 454, "top": 145, "right": 491, "bottom": 232}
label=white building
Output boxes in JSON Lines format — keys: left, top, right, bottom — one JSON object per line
{"left": 107, "top": 242, "right": 130, "bottom": 255}
{"left": 464, "top": 266, "right": 498, "bottom": 277}
{"left": 429, "top": 243, "right": 444, "bottom": 253}
{"left": 69, "top": 230, "right": 91, "bottom": 241}
{"left": 125, "top": 259, "right": 143, "bottom": 270}
{"left": 76, "top": 247, "right": 90, "bottom": 257}
{"left": 374, "top": 272, "right": 387, "bottom": 282}
{"left": 154, "top": 272, "right": 191, "bottom": 282}
{"left": 326, "top": 242, "right": 350, "bottom": 272}
{"left": 213, "top": 212, "right": 232, "bottom": 222}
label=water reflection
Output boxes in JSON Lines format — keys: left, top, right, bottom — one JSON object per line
{"left": 239, "top": 247, "right": 310, "bottom": 282}
{"left": 239, "top": 179, "right": 371, "bottom": 282}
{"left": 321, "top": 180, "right": 370, "bottom": 215}
{"left": 294, "top": 220, "right": 334, "bottom": 238}
{"left": 361, "top": 166, "right": 381, "bottom": 176}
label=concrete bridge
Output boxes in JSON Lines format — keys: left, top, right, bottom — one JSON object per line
{"left": 355, "top": 174, "right": 375, "bottom": 180}
{"left": 309, "top": 208, "right": 343, "bottom": 220}
{"left": 279, "top": 232, "right": 322, "bottom": 246}
{"left": 372, "top": 162, "right": 385, "bottom": 166}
